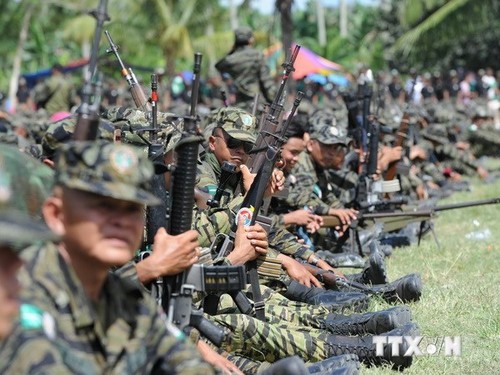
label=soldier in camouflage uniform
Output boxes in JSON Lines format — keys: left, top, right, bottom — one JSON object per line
{"left": 0, "top": 145, "right": 56, "bottom": 340}
{"left": 0, "top": 141, "right": 214, "bottom": 374}
{"left": 33, "top": 63, "right": 76, "bottom": 116}
{"left": 215, "top": 27, "right": 276, "bottom": 112}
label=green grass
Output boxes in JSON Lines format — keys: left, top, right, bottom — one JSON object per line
{"left": 358, "top": 173, "right": 500, "bottom": 374}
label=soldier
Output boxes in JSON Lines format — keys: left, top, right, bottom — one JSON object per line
{"left": 215, "top": 26, "right": 276, "bottom": 112}
{"left": 0, "top": 141, "right": 214, "bottom": 374}
{"left": 33, "top": 63, "right": 76, "bottom": 117}
{"left": 0, "top": 145, "right": 56, "bottom": 341}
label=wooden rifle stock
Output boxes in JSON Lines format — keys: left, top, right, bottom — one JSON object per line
{"left": 302, "top": 264, "right": 338, "bottom": 288}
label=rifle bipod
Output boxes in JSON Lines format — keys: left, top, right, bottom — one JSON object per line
{"left": 417, "top": 219, "right": 441, "bottom": 248}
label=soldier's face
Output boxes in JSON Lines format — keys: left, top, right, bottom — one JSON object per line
{"left": 307, "top": 140, "right": 346, "bottom": 169}
{"left": 0, "top": 247, "right": 22, "bottom": 340}
{"left": 209, "top": 130, "right": 250, "bottom": 169}
{"left": 282, "top": 136, "right": 305, "bottom": 173}
{"left": 45, "top": 188, "right": 145, "bottom": 269}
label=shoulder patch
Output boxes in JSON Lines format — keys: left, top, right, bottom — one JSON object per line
{"left": 19, "top": 303, "right": 44, "bottom": 330}
{"left": 19, "top": 303, "right": 56, "bottom": 339}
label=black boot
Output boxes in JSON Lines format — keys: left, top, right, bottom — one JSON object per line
{"left": 307, "top": 354, "right": 360, "bottom": 375}
{"left": 284, "top": 281, "right": 370, "bottom": 313}
{"left": 371, "top": 273, "right": 423, "bottom": 303}
{"left": 257, "top": 356, "right": 308, "bottom": 375}
{"left": 325, "top": 322, "right": 419, "bottom": 370}
{"left": 316, "top": 250, "right": 366, "bottom": 268}
{"left": 347, "top": 243, "right": 388, "bottom": 285}
{"left": 320, "top": 306, "right": 412, "bottom": 335}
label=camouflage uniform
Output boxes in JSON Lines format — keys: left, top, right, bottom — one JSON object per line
{"left": 33, "top": 69, "right": 76, "bottom": 115}
{"left": 0, "top": 141, "right": 214, "bottom": 374}
{"left": 215, "top": 27, "right": 276, "bottom": 111}
{"left": 287, "top": 111, "right": 350, "bottom": 215}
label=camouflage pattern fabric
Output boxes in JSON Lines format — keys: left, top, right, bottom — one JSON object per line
{"left": 33, "top": 73, "right": 76, "bottom": 115}
{"left": 41, "top": 116, "right": 115, "bottom": 159}
{"left": 287, "top": 152, "right": 343, "bottom": 215}
{"left": 55, "top": 140, "right": 160, "bottom": 205}
{"left": 0, "top": 144, "right": 56, "bottom": 249}
{"left": 215, "top": 45, "right": 277, "bottom": 108}
{"left": 234, "top": 26, "right": 253, "bottom": 44}
{"left": 308, "top": 109, "right": 350, "bottom": 145}
{"left": 195, "top": 152, "right": 314, "bottom": 261}
{"left": 0, "top": 241, "right": 214, "bottom": 374}
{"left": 201, "top": 106, "right": 258, "bottom": 143}
{"left": 209, "top": 312, "right": 334, "bottom": 363}
{"left": 102, "top": 105, "right": 182, "bottom": 154}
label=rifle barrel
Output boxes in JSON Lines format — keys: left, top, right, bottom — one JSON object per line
{"left": 434, "top": 198, "right": 500, "bottom": 212}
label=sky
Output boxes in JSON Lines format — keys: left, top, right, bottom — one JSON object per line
{"left": 220, "top": 0, "right": 380, "bottom": 15}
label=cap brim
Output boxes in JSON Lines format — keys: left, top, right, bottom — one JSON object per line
{"left": 0, "top": 212, "right": 58, "bottom": 249}
{"left": 313, "top": 136, "right": 349, "bottom": 146}
{"left": 63, "top": 179, "right": 162, "bottom": 206}
{"left": 225, "top": 129, "right": 257, "bottom": 144}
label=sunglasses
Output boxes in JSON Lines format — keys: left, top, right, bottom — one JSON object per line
{"left": 215, "top": 131, "right": 254, "bottom": 153}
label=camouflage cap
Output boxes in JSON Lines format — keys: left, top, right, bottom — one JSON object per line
{"left": 308, "top": 109, "right": 349, "bottom": 145}
{"left": 102, "top": 106, "right": 182, "bottom": 155}
{"left": 234, "top": 26, "right": 253, "bottom": 44}
{"left": 42, "top": 116, "right": 115, "bottom": 159}
{"left": 202, "top": 106, "right": 257, "bottom": 143}
{"left": 0, "top": 144, "right": 57, "bottom": 249}
{"left": 54, "top": 141, "right": 161, "bottom": 206}
{"left": 421, "top": 124, "right": 448, "bottom": 144}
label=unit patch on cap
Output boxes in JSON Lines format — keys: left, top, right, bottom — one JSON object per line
{"left": 330, "top": 126, "right": 339, "bottom": 136}
{"left": 109, "top": 146, "right": 139, "bottom": 174}
{"left": 241, "top": 114, "right": 254, "bottom": 129}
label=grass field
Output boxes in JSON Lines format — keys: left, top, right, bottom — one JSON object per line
{"left": 356, "top": 172, "right": 500, "bottom": 374}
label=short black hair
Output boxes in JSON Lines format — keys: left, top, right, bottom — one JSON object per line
{"left": 284, "top": 115, "right": 307, "bottom": 139}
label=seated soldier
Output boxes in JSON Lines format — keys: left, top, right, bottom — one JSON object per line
{"left": 0, "top": 141, "right": 214, "bottom": 374}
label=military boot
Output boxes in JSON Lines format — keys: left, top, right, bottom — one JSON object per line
{"left": 306, "top": 354, "right": 360, "bottom": 375}
{"left": 325, "top": 322, "right": 419, "bottom": 370}
{"left": 371, "top": 273, "right": 423, "bottom": 303}
{"left": 257, "top": 355, "right": 308, "bottom": 375}
{"left": 316, "top": 250, "right": 365, "bottom": 268}
{"left": 320, "top": 306, "right": 412, "bottom": 335}
{"left": 284, "top": 281, "right": 370, "bottom": 313}
{"left": 347, "top": 242, "right": 389, "bottom": 285}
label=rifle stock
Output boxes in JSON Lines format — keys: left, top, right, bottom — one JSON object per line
{"left": 105, "top": 30, "right": 152, "bottom": 112}
{"left": 384, "top": 112, "right": 409, "bottom": 181}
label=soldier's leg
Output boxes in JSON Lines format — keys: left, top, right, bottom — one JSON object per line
{"left": 209, "top": 313, "right": 334, "bottom": 363}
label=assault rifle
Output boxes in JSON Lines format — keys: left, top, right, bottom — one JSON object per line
{"left": 322, "top": 197, "right": 500, "bottom": 250}
{"left": 105, "top": 30, "right": 152, "bottom": 112}
{"left": 138, "top": 59, "right": 240, "bottom": 347}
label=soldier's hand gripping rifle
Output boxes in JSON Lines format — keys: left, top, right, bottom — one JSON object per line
{"left": 105, "top": 30, "right": 152, "bottom": 112}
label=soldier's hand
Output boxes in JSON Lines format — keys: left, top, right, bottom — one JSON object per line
{"left": 283, "top": 209, "right": 316, "bottom": 226}
{"left": 264, "top": 168, "right": 285, "bottom": 198}
{"left": 239, "top": 165, "right": 256, "bottom": 192}
{"left": 279, "top": 254, "right": 323, "bottom": 288}
{"left": 328, "top": 208, "right": 358, "bottom": 226}
{"left": 306, "top": 214, "right": 323, "bottom": 234}
{"left": 228, "top": 219, "right": 268, "bottom": 265}
{"left": 197, "top": 341, "right": 244, "bottom": 375}
{"left": 135, "top": 228, "right": 200, "bottom": 284}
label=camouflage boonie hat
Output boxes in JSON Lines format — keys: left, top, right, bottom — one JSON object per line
{"left": 55, "top": 141, "right": 160, "bottom": 206}
{"left": 42, "top": 116, "right": 115, "bottom": 159}
{"left": 102, "top": 106, "right": 182, "bottom": 155}
{"left": 308, "top": 109, "right": 349, "bottom": 145}
{"left": 202, "top": 107, "right": 257, "bottom": 143}
{"left": 0, "top": 144, "right": 57, "bottom": 249}
{"left": 234, "top": 26, "right": 253, "bottom": 44}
